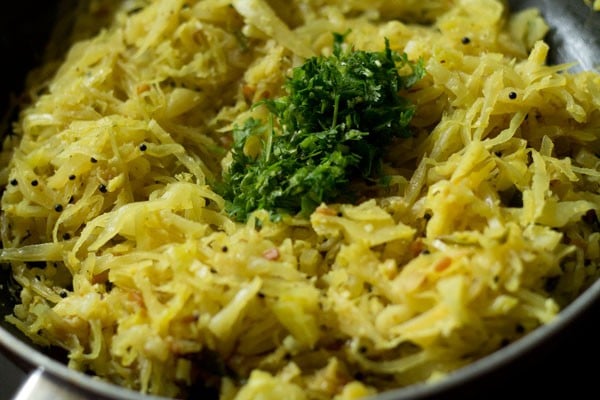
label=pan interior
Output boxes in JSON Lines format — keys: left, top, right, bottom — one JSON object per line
{"left": 508, "top": 0, "right": 600, "bottom": 70}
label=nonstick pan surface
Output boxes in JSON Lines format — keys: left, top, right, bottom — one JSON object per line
{"left": 1, "top": 1, "right": 599, "bottom": 399}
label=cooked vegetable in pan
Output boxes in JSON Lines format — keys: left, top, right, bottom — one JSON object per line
{"left": 1, "top": 0, "right": 599, "bottom": 398}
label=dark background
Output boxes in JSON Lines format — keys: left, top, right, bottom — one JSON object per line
{"left": 1, "top": 1, "right": 600, "bottom": 399}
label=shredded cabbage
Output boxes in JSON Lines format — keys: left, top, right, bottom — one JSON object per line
{"left": 1, "top": 0, "right": 599, "bottom": 398}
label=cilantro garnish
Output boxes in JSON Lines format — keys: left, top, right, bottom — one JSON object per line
{"left": 220, "top": 33, "right": 425, "bottom": 222}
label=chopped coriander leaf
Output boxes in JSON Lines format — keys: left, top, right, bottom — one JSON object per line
{"left": 220, "top": 33, "right": 425, "bottom": 222}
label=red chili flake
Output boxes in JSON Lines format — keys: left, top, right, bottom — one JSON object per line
{"left": 136, "top": 83, "right": 151, "bottom": 95}
{"left": 242, "top": 85, "right": 256, "bottom": 102}
{"left": 434, "top": 257, "right": 452, "bottom": 272}
{"left": 315, "top": 205, "right": 338, "bottom": 216}
{"left": 263, "top": 248, "right": 280, "bottom": 261}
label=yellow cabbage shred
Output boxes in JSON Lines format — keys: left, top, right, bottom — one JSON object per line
{"left": 1, "top": 0, "right": 599, "bottom": 399}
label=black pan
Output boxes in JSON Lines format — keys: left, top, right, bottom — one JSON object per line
{"left": 1, "top": 1, "right": 599, "bottom": 399}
